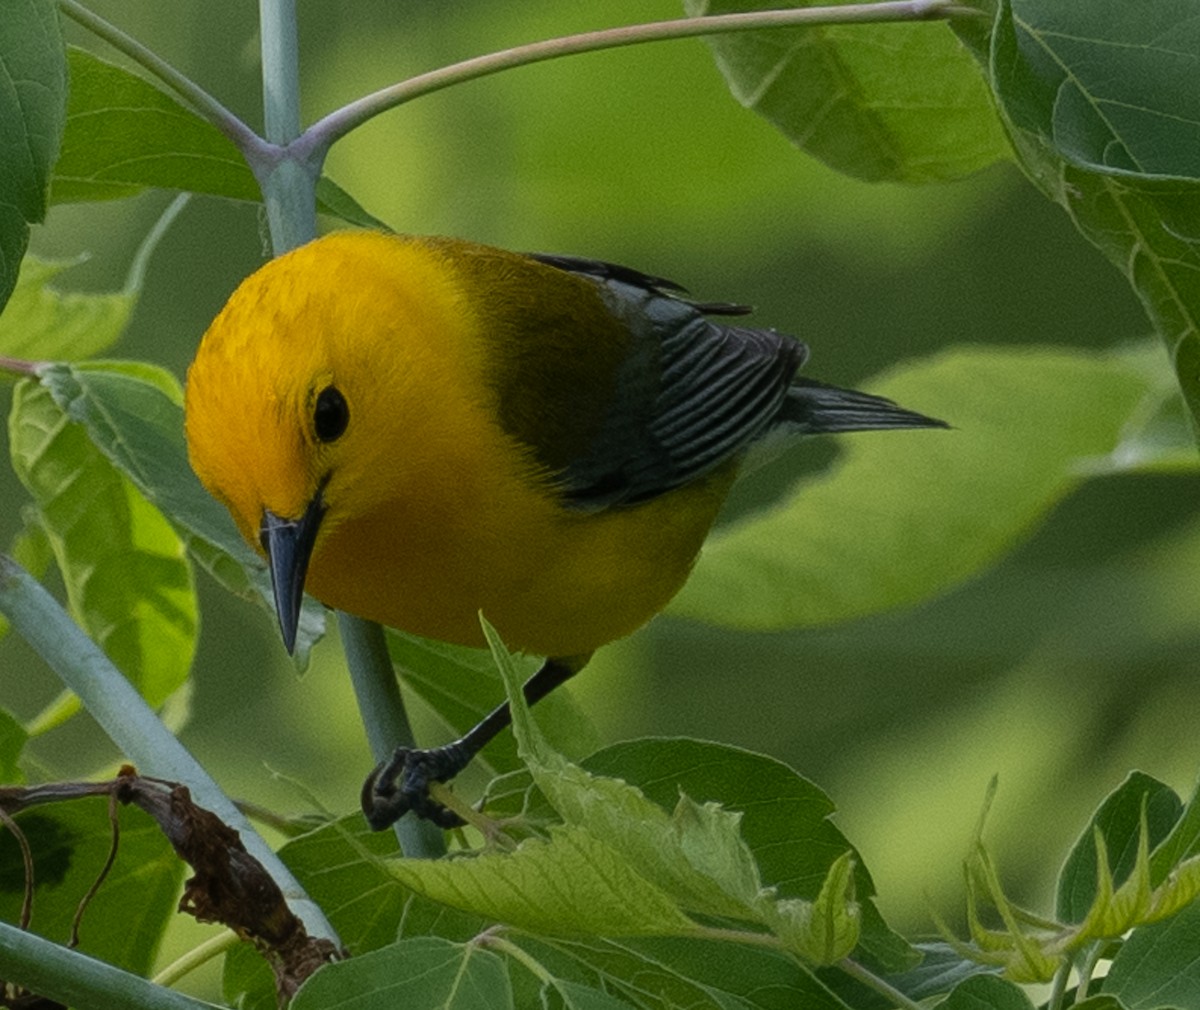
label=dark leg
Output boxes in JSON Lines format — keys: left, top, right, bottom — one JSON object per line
{"left": 361, "top": 654, "right": 589, "bottom": 830}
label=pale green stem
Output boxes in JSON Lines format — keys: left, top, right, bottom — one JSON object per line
{"left": 151, "top": 931, "right": 240, "bottom": 989}
{"left": 298, "top": 0, "right": 960, "bottom": 160}
{"left": 1046, "top": 958, "right": 1072, "bottom": 1010}
{"left": 476, "top": 932, "right": 552, "bottom": 983}
{"left": 258, "top": 0, "right": 316, "bottom": 251}
{"left": 56, "top": 0, "right": 267, "bottom": 159}
{"left": 124, "top": 194, "right": 190, "bottom": 295}
{"left": 0, "top": 555, "right": 339, "bottom": 948}
{"left": 337, "top": 613, "right": 446, "bottom": 858}
{"left": 0, "top": 919, "right": 221, "bottom": 1010}
{"left": 837, "top": 957, "right": 926, "bottom": 1010}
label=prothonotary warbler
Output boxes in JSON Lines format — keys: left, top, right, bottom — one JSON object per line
{"left": 185, "top": 230, "right": 946, "bottom": 828}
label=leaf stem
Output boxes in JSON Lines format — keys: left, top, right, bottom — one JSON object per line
{"left": 151, "top": 931, "right": 240, "bottom": 989}
{"left": 298, "top": 0, "right": 960, "bottom": 160}
{"left": 837, "top": 957, "right": 926, "bottom": 1010}
{"left": 56, "top": 0, "right": 267, "bottom": 160}
{"left": 0, "top": 355, "right": 42, "bottom": 377}
{"left": 0, "top": 554, "right": 340, "bottom": 949}
{"left": 475, "top": 931, "right": 552, "bottom": 983}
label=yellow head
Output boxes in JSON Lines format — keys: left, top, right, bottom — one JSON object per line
{"left": 185, "top": 231, "right": 499, "bottom": 650}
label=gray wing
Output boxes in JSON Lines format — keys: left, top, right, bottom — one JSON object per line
{"left": 546, "top": 265, "right": 807, "bottom": 511}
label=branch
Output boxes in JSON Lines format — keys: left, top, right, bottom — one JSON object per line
{"left": 337, "top": 614, "right": 447, "bottom": 858}
{"left": 0, "top": 554, "right": 340, "bottom": 949}
{"left": 57, "top": 0, "right": 270, "bottom": 162}
{"left": 0, "top": 919, "right": 222, "bottom": 1010}
{"left": 258, "top": 0, "right": 317, "bottom": 251}
{"left": 298, "top": 0, "right": 961, "bottom": 160}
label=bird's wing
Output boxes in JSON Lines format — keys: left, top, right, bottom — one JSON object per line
{"left": 530, "top": 256, "right": 807, "bottom": 511}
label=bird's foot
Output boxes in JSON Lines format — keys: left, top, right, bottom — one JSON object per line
{"left": 361, "top": 742, "right": 472, "bottom": 830}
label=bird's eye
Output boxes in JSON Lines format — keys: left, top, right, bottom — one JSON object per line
{"left": 313, "top": 385, "right": 349, "bottom": 442}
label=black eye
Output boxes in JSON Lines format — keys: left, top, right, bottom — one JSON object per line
{"left": 314, "top": 386, "right": 349, "bottom": 443}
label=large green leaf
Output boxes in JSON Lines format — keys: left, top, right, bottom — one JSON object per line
{"left": 0, "top": 0, "right": 67, "bottom": 311}
{"left": 54, "top": 47, "right": 385, "bottom": 228}
{"left": 30, "top": 360, "right": 325, "bottom": 664}
{"left": 670, "top": 346, "right": 1158, "bottom": 629}
{"left": 684, "top": 0, "right": 1008, "bottom": 182}
{"left": 987, "top": 0, "right": 1200, "bottom": 433}
{"left": 0, "top": 802, "right": 183, "bottom": 976}
{"left": 9, "top": 377, "right": 197, "bottom": 707}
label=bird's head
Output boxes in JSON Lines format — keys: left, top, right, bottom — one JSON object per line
{"left": 184, "top": 232, "right": 478, "bottom": 653}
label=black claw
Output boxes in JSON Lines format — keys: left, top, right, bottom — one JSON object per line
{"left": 360, "top": 744, "right": 473, "bottom": 831}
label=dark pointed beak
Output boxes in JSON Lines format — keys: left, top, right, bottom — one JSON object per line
{"left": 260, "top": 493, "right": 326, "bottom": 654}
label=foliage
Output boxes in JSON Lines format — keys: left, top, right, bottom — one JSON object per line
{"left": 0, "top": 0, "right": 1199, "bottom": 1008}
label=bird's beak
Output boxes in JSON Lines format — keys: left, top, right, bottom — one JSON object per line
{"left": 260, "top": 493, "right": 326, "bottom": 655}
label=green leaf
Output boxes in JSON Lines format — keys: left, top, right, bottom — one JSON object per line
{"left": 54, "top": 47, "right": 384, "bottom": 228}
{"left": 0, "top": 256, "right": 132, "bottom": 361}
{"left": 1103, "top": 897, "right": 1200, "bottom": 1009}
{"left": 1056, "top": 772, "right": 1182, "bottom": 924}
{"left": 988, "top": 0, "right": 1200, "bottom": 433}
{"left": 993, "top": 0, "right": 1200, "bottom": 178}
{"left": 770, "top": 851, "right": 860, "bottom": 965}
{"left": 9, "top": 378, "right": 197, "bottom": 707}
{"left": 0, "top": 707, "right": 27, "bottom": 783}
{"left": 670, "top": 346, "right": 1157, "bottom": 630}
{"left": 0, "top": 0, "right": 67, "bottom": 311}
{"left": 292, "top": 936, "right": 513, "bottom": 1010}
{"left": 581, "top": 738, "right": 914, "bottom": 972}
{"left": 31, "top": 360, "right": 325, "bottom": 665}
{"left": 389, "top": 824, "right": 701, "bottom": 938}
{"left": 0, "top": 802, "right": 183, "bottom": 976}
{"left": 683, "top": 0, "right": 1008, "bottom": 182}
{"left": 51, "top": 47, "right": 256, "bottom": 205}
{"left": 510, "top": 935, "right": 854, "bottom": 1010}
{"left": 937, "top": 973, "right": 1036, "bottom": 1010}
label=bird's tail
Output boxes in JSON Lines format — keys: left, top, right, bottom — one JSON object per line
{"left": 779, "top": 377, "right": 949, "bottom": 434}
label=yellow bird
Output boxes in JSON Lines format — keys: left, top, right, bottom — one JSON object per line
{"left": 185, "top": 230, "right": 944, "bottom": 828}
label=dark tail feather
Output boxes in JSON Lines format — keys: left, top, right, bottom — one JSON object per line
{"left": 779, "top": 377, "right": 949, "bottom": 434}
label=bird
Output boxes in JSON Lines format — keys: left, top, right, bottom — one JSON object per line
{"left": 184, "top": 230, "right": 946, "bottom": 829}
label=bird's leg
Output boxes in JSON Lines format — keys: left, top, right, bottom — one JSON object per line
{"left": 362, "top": 653, "right": 589, "bottom": 830}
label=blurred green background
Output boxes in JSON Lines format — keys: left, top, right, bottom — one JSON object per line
{"left": 3, "top": 0, "right": 1199, "bottom": 973}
